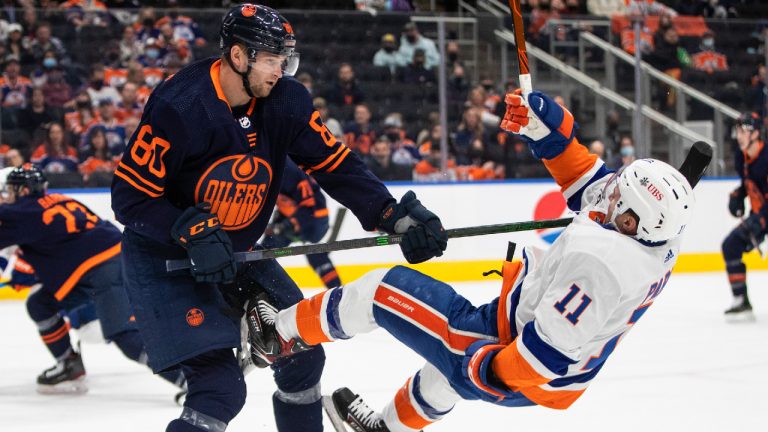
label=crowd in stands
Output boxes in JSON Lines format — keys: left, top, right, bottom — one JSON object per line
{"left": 0, "top": 1, "right": 766, "bottom": 187}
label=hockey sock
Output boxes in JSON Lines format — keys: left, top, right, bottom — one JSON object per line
{"left": 273, "top": 393, "right": 323, "bottom": 432}
{"left": 306, "top": 253, "right": 341, "bottom": 289}
{"left": 725, "top": 260, "right": 747, "bottom": 297}
{"left": 382, "top": 367, "right": 457, "bottom": 432}
{"left": 37, "top": 314, "right": 73, "bottom": 360}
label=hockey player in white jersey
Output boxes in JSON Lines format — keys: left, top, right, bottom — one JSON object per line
{"left": 246, "top": 89, "right": 696, "bottom": 432}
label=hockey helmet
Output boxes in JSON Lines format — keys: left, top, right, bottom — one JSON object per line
{"left": 733, "top": 111, "right": 763, "bottom": 141}
{"left": 220, "top": 3, "right": 299, "bottom": 76}
{"left": 610, "top": 159, "right": 694, "bottom": 243}
{"left": 6, "top": 163, "right": 47, "bottom": 197}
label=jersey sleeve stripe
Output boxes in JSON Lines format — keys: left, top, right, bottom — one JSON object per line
{"left": 491, "top": 339, "right": 554, "bottom": 390}
{"left": 305, "top": 144, "right": 349, "bottom": 174}
{"left": 314, "top": 208, "right": 329, "bottom": 218}
{"left": 54, "top": 242, "right": 121, "bottom": 301}
{"left": 519, "top": 321, "right": 577, "bottom": 376}
{"left": 114, "top": 169, "right": 163, "bottom": 198}
{"left": 116, "top": 162, "right": 164, "bottom": 193}
{"left": 542, "top": 138, "right": 599, "bottom": 192}
{"left": 325, "top": 147, "right": 351, "bottom": 173}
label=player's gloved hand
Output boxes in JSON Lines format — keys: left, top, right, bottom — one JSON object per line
{"left": 171, "top": 203, "right": 237, "bottom": 284}
{"left": 743, "top": 213, "right": 766, "bottom": 242}
{"left": 378, "top": 191, "right": 447, "bottom": 264}
{"left": 266, "top": 217, "right": 299, "bottom": 240}
{"left": 500, "top": 89, "right": 578, "bottom": 160}
{"left": 461, "top": 340, "right": 516, "bottom": 401}
{"left": 728, "top": 187, "right": 745, "bottom": 218}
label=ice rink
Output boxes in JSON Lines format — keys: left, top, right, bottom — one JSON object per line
{"left": 1, "top": 271, "right": 767, "bottom": 431}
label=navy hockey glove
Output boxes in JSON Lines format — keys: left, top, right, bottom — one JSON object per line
{"left": 379, "top": 191, "right": 447, "bottom": 264}
{"left": 728, "top": 187, "right": 745, "bottom": 218}
{"left": 171, "top": 203, "right": 237, "bottom": 284}
{"left": 461, "top": 340, "right": 516, "bottom": 401}
{"left": 501, "top": 89, "right": 578, "bottom": 160}
{"left": 743, "top": 213, "right": 766, "bottom": 243}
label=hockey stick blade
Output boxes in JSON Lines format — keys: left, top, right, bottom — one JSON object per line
{"left": 678, "top": 141, "right": 713, "bottom": 188}
{"left": 165, "top": 217, "right": 573, "bottom": 271}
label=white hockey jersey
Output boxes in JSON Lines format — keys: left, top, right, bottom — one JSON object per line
{"left": 490, "top": 140, "right": 682, "bottom": 409}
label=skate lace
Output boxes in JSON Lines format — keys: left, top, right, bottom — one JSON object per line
{"left": 257, "top": 300, "right": 278, "bottom": 325}
{"left": 349, "top": 396, "right": 383, "bottom": 429}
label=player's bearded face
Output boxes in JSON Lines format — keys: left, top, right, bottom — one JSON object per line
{"left": 246, "top": 53, "right": 286, "bottom": 97}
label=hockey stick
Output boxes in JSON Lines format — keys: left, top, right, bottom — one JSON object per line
{"left": 165, "top": 144, "right": 713, "bottom": 272}
{"left": 506, "top": 0, "right": 532, "bottom": 95}
{"left": 327, "top": 207, "right": 347, "bottom": 243}
{"left": 165, "top": 218, "right": 573, "bottom": 272}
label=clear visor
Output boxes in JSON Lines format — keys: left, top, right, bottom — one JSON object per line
{"left": 248, "top": 50, "right": 300, "bottom": 77}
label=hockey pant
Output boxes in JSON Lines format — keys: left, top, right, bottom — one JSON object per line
{"left": 275, "top": 266, "right": 535, "bottom": 432}
{"left": 722, "top": 222, "right": 759, "bottom": 297}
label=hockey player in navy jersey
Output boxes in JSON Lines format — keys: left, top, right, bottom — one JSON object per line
{"left": 246, "top": 89, "right": 696, "bottom": 432}
{"left": 722, "top": 112, "right": 767, "bottom": 321}
{"left": 0, "top": 164, "right": 184, "bottom": 395}
{"left": 111, "top": 4, "right": 446, "bottom": 432}
{"left": 262, "top": 160, "right": 342, "bottom": 289}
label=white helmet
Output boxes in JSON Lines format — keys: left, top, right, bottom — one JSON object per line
{"left": 612, "top": 159, "right": 694, "bottom": 243}
{"left": 0, "top": 166, "right": 15, "bottom": 198}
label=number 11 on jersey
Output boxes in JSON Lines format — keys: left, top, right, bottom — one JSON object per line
{"left": 554, "top": 284, "right": 592, "bottom": 325}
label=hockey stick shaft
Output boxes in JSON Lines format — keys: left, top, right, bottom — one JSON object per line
{"left": 165, "top": 218, "right": 573, "bottom": 271}
{"left": 507, "top": 0, "right": 532, "bottom": 94}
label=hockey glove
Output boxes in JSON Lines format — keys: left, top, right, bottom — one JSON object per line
{"left": 728, "top": 187, "right": 746, "bottom": 218}
{"left": 379, "top": 191, "right": 447, "bottom": 264}
{"left": 171, "top": 203, "right": 237, "bottom": 284}
{"left": 461, "top": 340, "right": 517, "bottom": 402}
{"left": 743, "top": 213, "right": 766, "bottom": 244}
{"left": 501, "top": 89, "right": 578, "bottom": 160}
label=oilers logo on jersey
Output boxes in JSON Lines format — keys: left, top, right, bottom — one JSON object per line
{"left": 195, "top": 155, "right": 272, "bottom": 230}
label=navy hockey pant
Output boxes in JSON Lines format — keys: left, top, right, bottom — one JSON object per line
{"left": 722, "top": 223, "right": 757, "bottom": 297}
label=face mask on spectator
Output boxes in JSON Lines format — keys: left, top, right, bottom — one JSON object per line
{"left": 386, "top": 131, "right": 400, "bottom": 142}
{"left": 91, "top": 79, "right": 103, "bottom": 90}
{"left": 143, "top": 18, "right": 154, "bottom": 28}
{"left": 406, "top": 34, "right": 417, "bottom": 43}
{"left": 621, "top": 146, "right": 635, "bottom": 157}
{"left": 43, "top": 58, "right": 57, "bottom": 69}
{"left": 76, "top": 100, "right": 90, "bottom": 109}
{"left": 702, "top": 38, "right": 714, "bottom": 49}
{"left": 448, "top": 52, "right": 458, "bottom": 62}
{"left": 146, "top": 49, "right": 160, "bottom": 59}
{"left": 384, "top": 46, "right": 395, "bottom": 53}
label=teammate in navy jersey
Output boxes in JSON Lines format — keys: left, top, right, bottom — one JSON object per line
{"left": 722, "top": 112, "right": 767, "bottom": 321}
{"left": 0, "top": 164, "right": 184, "bottom": 395}
{"left": 111, "top": 4, "right": 446, "bottom": 432}
{"left": 263, "top": 160, "right": 342, "bottom": 289}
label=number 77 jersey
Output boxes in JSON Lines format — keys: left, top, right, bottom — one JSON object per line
{"left": 0, "top": 193, "right": 122, "bottom": 301}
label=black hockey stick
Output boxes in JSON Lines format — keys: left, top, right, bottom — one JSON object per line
{"left": 327, "top": 207, "right": 347, "bottom": 243}
{"left": 165, "top": 143, "right": 712, "bottom": 272}
{"left": 165, "top": 218, "right": 573, "bottom": 272}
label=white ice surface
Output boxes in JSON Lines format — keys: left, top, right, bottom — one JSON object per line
{"left": 1, "top": 272, "right": 767, "bottom": 431}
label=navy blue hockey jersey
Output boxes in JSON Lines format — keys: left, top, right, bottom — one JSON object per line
{"left": 276, "top": 159, "right": 328, "bottom": 225}
{"left": 734, "top": 140, "right": 768, "bottom": 217}
{"left": 0, "top": 194, "right": 122, "bottom": 300}
{"left": 112, "top": 57, "right": 393, "bottom": 251}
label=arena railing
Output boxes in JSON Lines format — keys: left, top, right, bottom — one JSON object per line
{"left": 495, "top": 28, "right": 721, "bottom": 175}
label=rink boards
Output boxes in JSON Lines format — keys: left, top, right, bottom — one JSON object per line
{"left": 0, "top": 177, "right": 752, "bottom": 299}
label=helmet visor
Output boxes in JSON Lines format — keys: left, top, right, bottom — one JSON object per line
{"left": 248, "top": 51, "right": 300, "bottom": 77}
{"left": 282, "top": 52, "right": 300, "bottom": 76}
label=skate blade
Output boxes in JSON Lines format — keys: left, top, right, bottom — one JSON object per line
{"left": 322, "top": 395, "right": 348, "bottom": 432}
{"left": 37, "top": 376, "right": 88, "bottom": 395}
{"left": 725, "top": 311, "right": 756, "bottom": 323}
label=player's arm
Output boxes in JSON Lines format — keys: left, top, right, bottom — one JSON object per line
{"left": 501, "top": 90, "right": 613, "bottom": 212}
{"left": 0, "top": 206, "right": 51, "bottom": 249}
{"left": 463, "top": 252, "right": 620, "bottom": 402}
{"left": 283, "top": 81, "right": 447, "bottom": 263}
{"left": 111, "top": 99, "right": 189, "bottom": 242}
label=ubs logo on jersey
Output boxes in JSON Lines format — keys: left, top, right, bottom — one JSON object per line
{"left": 195, "top": 155, "right": 273, "bottom": 231}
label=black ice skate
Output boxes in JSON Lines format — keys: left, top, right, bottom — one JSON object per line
{"left": 724, "top": 295, "right": 755, "bottom": 322}
{"left": 322, "top": 387, "right": 390, "bottom": 432}
{"left": 36, "top": 350, "right": 87, "bottom": 395}
{"left": 246, "top": 293, "right": 310, "bottom": 368}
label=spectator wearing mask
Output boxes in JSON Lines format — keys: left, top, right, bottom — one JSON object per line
{"left": 28, "top": 22, "right": 68, "bottom": 67}
{"left": 692, "top": 31, "right": 729, "bottom": 74}
{"left": 398, "top": 22, "right": 440, "bottom": 70}
{"left": 18, "top": 87, "right": 60, "bottom": 137}
{"left": 383, "top": 112, "right": 420, "bottom": 167}
{"left": 41, "top": 64, "right": 71, "bottom": 109}
{"left": 324, "top": 62, "right": 365, "bottom": 108}
{"left": 612, "top": 136, "right": 636, "bottom": 169}
{"left": 647, "top": 23, "right": 690, "bottom": 109}
{"left": 363, "top": 136, "right": 412, "bottom": 181}
{"left": 373, "top": 33, "right": 402, "bottom": 75}
{"left": 85, "top": 64, "right": 121, "bottom": 107}
{"left": 313, "top": 97, "right": 343, "bottom": 141}
{"left": 137, "top": 37, "right": 168, "bottom": 68}
{"left": 397, "top": 48, "right": 436, "bottom": 85}
{"left": 64, "top": 91, "right": 100, "bottom": 136}
{"left": 87, "top": 99, "right": 126, "bottom": 157}
{"left": 31, "top": 121, "right": 79, "bottom": 173}
{"left": 343, "top": 103, "right": 377, "bottom": 155}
